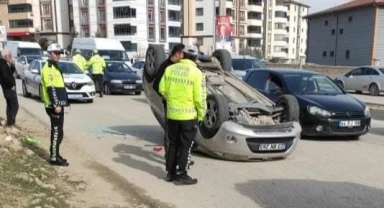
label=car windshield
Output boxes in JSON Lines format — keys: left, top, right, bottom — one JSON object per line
{"left": 19, "top": 48, "right": 43, "bottom": 56}
{"left": 283, "top": 74, "right": 344, "bottom": 95}
{"left": 26, "top": 56, "right": 41, "bottom": 63}
{"left": 106, "top": 62, "right": 133, "bottom": 73}
{"left": 379, "top": 68, "right": 384, "bottom": 74}
{"left": 98, "top": 50, "right": 128, "bottom": 61}
{"left": 232, "top": 58, "right": 266, "bottom": 71}
{"left": 41, "top": 61, "right": 83, "bottom": 74}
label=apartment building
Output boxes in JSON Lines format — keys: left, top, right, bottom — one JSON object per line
{"left": 71, "top": 0, "right": 182, "bottom": 58}
{"left": 181, "top": 0, "right": 308, "bottom": 63}
{"left": 0, "top": 0, "right": 71, "bottom": 49}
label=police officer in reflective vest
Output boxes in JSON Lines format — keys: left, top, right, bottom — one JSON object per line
{"left": 41, "top": 43, "right": 69, "bottom": 166}
{"left": 88, "top": 49, "right": 106, "bottom": 97}
{"left": 159, "top": 45, "right": 207, "bottom": 185}
{"left": 72, "top": 49, "right": 87, "bottom": 72}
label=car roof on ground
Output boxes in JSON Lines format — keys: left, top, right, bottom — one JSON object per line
{"left": 248, "top": 68, "right": 322, "bottom": 75}
{"left": 231, "top": 55, "right": 260, "bottom": 59}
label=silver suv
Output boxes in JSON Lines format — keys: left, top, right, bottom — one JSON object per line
{"left": 231, "top": 55, "right": 266, "bottom": 79}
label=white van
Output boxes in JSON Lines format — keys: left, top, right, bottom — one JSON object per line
{"left": 5, "top": 41, "right": 43, "bottom": 59}
{"left": 71, "top": 38, "right": 131, "bottom": 65}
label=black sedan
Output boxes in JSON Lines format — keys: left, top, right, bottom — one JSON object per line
{"left": 243, "top": 69, "right": 371, "bottom": 137}
{"left": 93, "top": 61, "right": 142, "bottom": 95}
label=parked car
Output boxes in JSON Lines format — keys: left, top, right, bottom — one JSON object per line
{"left": 334, "top": 66, "right": 384, "bottom": 96}
{"left": 244, "top": 69, "right": 371, "bottom": 138}
{"left": 14, "top": 55, "right": 41, "bottom": 78}
{"left": 143, "top": 45, "right": 302, "bottom": 161}
{"left": 22, "top": 59, "right": 96, "bottom": 103}
{"left": 131, "top": 60, "right": 144, "bottom": 78}
{"left": 92, "top": 61, "right": 142, "bottom": 95}
{"left": 230, "top": 55, "right": 266, "bottom": 79}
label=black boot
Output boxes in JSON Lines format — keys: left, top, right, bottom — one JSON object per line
{"left": 174, "top": 173, "right": 198, "bottom": 185}
{"left": 49, "top": 157, "right": 69, "bottom": 166}
{"left": 58, "top": 155, "right": 67, "bottom": 163}
{"left": 165, "top": 172, "right": 178, "bottom": 182}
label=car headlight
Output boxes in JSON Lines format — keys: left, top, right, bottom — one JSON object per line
{"left": 307, "top": 106, "right": 332, "bottom": 117}
{"left": 87, "top": 81, "right": 94, "bottom": 86}
{"left": 364, "top": 106, "right": 371, "bottom": 117}
{"left": 136, "top": 80, "right": 142, "bottom": 84}
{"left": 111, "top": 80, "right": 122, "bottom": 84}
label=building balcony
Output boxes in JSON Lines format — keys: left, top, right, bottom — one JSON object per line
{"left": 248, "top": 5, "right": 263, "bottom": 13}
{"left": 246, "top": 33, "right": 262, "bottom": 39}
{"left": 273, "top": 51, "right": 288, "bottom": 59}
{"left": 274, "top": 40, "right": 288, "bottom": 47}
{"left": 275, "top": 5, "right": 288, "bottom": 13}
{"left": 275, "top": 17, "right": 287, "bottom": 23}
{"left": 247, "top": 19, "right": 263, "bottom": 26}
{"left": 274, "top": 29, "right": 288, "bottom": 35}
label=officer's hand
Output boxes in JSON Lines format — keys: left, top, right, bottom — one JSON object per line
{"left": 54, "top": 106, "right": 62, "bottom": 113}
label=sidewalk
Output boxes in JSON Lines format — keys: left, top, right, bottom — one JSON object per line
{"left": 351, "top": 93, "right": 384, "bottom": 109}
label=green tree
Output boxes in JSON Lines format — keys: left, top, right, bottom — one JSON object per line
{"left": 39, "top": 38, "right": 49, "bottom": 51}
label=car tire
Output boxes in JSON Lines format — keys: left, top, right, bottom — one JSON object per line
{"left": 212, "top": 49, "right": 232, "bottom": 72}
{"left": 22, "top": 81, "right": 31, "bottom": 97}
{"left": 104, "top": 84, "right": 111, "bottom": 95}
{"left": 335, "top": 80, "right": 344, "bottom": 89}
{"left": 276, "top": 95, "right": 300, "bottom": 122}
{"left": 88, "top": 99, "right": 94, "bottom": 103}
{"left": 369, "top": 83, "right": 379, "bottom": 96}
{"left": 39, "top": 85, "right": 43, "bottom": 101}
{"left": 356, "top": 90, "right": 362, "bottom": 94}
{"left": 200, "top": 94, "right": 230, "bottom": 139}
{"left": 144, "top": 44, "right": 166, "bottom": 83}
{"left": 135, "top": 91, "right": 142, "bottom": 95}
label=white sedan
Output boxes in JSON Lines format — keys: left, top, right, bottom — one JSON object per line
{"left": 14, "top": 55, "right": 41, "bottom": 79}
{"left": 21, "top": 59, "right": 96, "bottom": 103}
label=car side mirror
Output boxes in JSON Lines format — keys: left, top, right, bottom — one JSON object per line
{"left": 31, "top": 69, "right": 39, "bottom": 74}
{"left": 21, "top": 61, "right": 26, "bottom": 65}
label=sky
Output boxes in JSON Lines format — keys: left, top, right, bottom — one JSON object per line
{"left": 301, "top": 0, "right": 351, "bottom": 14}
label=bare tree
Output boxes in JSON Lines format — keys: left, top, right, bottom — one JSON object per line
{"left": 132, "top": 43, "right": 146, "bottom": 60}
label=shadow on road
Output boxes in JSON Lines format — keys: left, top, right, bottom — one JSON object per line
{"left": 131, "top": 97, "right": 148, "bottom": 104}
{"left": 368, "top": 127, "right": 384, "bottom": 136}
{"left": 108, "top": 125, "right": 164, "bottom": 145}
{"left": 112, "top": 144, "right": 166, "bottom": 180}
{"left": 301, "top": 136, "right": 360, "bottom": 142}
{"left": 235, "top": 179, "right": 384, "bottom": 208}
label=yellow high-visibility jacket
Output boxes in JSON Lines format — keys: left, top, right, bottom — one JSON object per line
{"left": 159, "top": 59, "right": 207, "bottom": 121}
{"left": 41, "top": 61, "right": 69, "bottom": 108}
{"left": 88, "top": 54, "right": 106, "bottom": 74}
{"left": 72, "top": 54, "right": 87, "bottom": 71}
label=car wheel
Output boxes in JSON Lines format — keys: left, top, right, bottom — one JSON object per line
{"left": 104, "top": 84, "right": 111, "bottom": 95}
{"left": 22, "top": 81, "right": 31, "bottom": 97}
{"left": 212, "top": 49, "right": 232, "bottom": 72}
{"left": 144, "top": 44, "right": 166, "bottom": 83}
{"left": 135, "top": 91, "right": 142, "bottom": 95}
{"left": 200, "top": 94, "right": 230, "bottom": 139}
{"left": 356, "top": 91, "right": 362, "bottom": 94}
{"left": 369, "top": 83, "right": 379, "bottom": 96}
{"left": 88, "top": 99, "right": 94, "bottom": 103}
{"left": 276, "top": 95, "right": 300, "bottom": 122}
{"left": 335, "top": 80, "right": 344, "bottom": 89}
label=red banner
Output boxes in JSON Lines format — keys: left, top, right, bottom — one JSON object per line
{"left": 215, "top": 15, "right": 232, "bottom": 52}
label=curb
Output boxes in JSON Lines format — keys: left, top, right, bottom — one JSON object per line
{"left": 366, "top": 102, "right": 384, "bottom": 110}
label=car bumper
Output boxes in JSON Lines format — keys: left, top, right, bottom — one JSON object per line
{"left": 195, "top": 121, "right": 302, "bottom": 161}
{"left": 109, "top": 83, "right": 143, "bottom": 93}
{"left": 66, "top": 85, "right": 96, "bottom": 100}
{"left": 301, "top": 114, "right": 371, "bottom": 137}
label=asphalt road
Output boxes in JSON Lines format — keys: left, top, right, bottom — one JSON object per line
{"left": 15, "top": 79, "right": 384, "bottom": 208}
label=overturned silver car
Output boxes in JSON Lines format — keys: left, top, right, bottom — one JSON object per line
{"left": 143, "top": 45, "right": 302, "bottom": 161}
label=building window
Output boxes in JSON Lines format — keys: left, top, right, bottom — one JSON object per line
{"left": 148, "top": 26, "right": 155, "bottom": 40}
{"left": 41, "top": 18, "right": 53, "bottom": 31}
{"left": 215, "top": 7, "right": 219, "bottom": 16}
{"left": 168, "top": 0, "right": 180, "bottom": 5}
{"left": 275, "top": 23, "right": 286, "bottom": 30}
{"left": 81, "top": 27, "right": 89, "bottom": 37}
{"left": 247, "top": 39, "right": 261, "bottom": 47}
{"left": 339, "top": 28, "right": 344, "bottom": 35}
{"left": 160, "top": 27, "right": 166, "bottom": 41}
{"left": 148, "top": 10, "right": 155, "bottom": 23}
{"left": 322, "top": 51, "right": 327, "bottom": 57}
{"left": 226, "top": 8, "right": 236, "bottom": 20}
{"left": 239, "top": 25, "right": 245, "bottom": 35}
{"left": 160, "top": 10, "right": 166, "bottom": 23}
{"left": 331, "top": 29, "right": 335, "bottom": 35}
{"left": 330, "top": 51, "right": 335, "bottom": 57}
{"left": 275, "top": 11, "right": 287, "bottom": 18}
{"left": 348, "top": 16, "right": 353, "bottom": 22}
{"left": 196, "top": 8, "right": 203, "bottom": 16}
{"left": 98, "top": 9, "right": 106, "bottom": 23}
{"left": 197, "top": 37, "right": 203, "bottom": 46}
{"left": 231, "top": 24, "right": 236, "bottom": 35}
{"left": 240, "top": 11, "right": 245, "bottom": 21}
{"left": 345, "top": 50, "right": 350, "bottom": 59}
{"left": 248, "top": 26, "right": 261, "bottom": 34}
{"left": 168, "top": 10, "right": 180, "bottom": 21}
{"left": 79, "top": 0, "right": 88, "bottom": 7}
{"left": 121, "top": 41, "right": 138, "bottom": 52}
{"left": 196, "top": 23, "right": 204, "bottom": 31}
{"left": 292, "top": 48, "right": 295, "bottom": 54}
{"left": 325, "top": 20, "right": 328, "bottom": 26}
{"left": 159, "top": 0, "right": 165, "bottom": 7}
{"left": 147, "top": 0, "right": 154, "bottom": 6}
{"left": 248, "top": 0, "right": 262, "bottom": 6}
{"left": 9, "top": 19, "right": 33, "bottom": 28}
{"left": 80, "top": 10, "right": 89, "bottom": 25}
{"left": 40, "top": 3, "right": 51, "bottom": 16}
{"left": 168, "top": 26, "right": 180, "bottom": 37}
{"left": 114, "top": 24, "right": 137, "bottom": 36}
{"left": 113, "top": 7, "right": 136, "bottom": 19}
{"left": 8, "top": 4, "right": 32, "bottom": 13}
{"left": 169, "top": 42, "right": 179, "bottom": 50}
{"left": 248, "top": 12, "right": 262, "bottom": 20}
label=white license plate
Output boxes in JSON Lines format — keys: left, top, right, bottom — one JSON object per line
{"left": 259, "top": 143, "right": 286, "bottom": 151}
{"left": 339, "top": 120, "right": 361, "bottom": 127}
{"left": 124, "top": 85, "right": 136, "bottom": 89}
{"left": 68, "top": 94, "right": 83, "bottom": 99}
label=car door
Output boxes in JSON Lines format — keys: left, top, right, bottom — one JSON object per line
{"left": 344, "top": 68, "right": 363, "bottom": 90}
{"left": 23, "top": 61, "right": 35, "bottom": 95}
{"left": 33, "top": 62, "right": 42, "bottom": 95}
{"left": 265, "top": 74, "right": 284, "bottom": 102}
{"left": 244, "top": 70, "right": 268, "bottom": 96}
{"left": 364, "top": 67, "right": 381, "bottom": 90}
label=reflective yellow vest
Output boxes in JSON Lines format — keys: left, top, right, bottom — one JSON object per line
{"left": 88, "top": 54, "right": 106, "bottom": 74}
{"left": 159, "top": 59, "right": 207, "bottom": 121}
{"left": 72, "top": 54, "right": 87, "bottom": 71}
{"left": 41, "top": 61, "right": 68, "bottom": 108}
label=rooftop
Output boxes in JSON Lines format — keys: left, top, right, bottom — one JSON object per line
{"left": 305, "top": 0, "right": 384, "bottom": 18}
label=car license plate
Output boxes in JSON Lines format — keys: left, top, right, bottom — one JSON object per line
{"left": 259, "top": 143, "right": 286, "bottom": 151}
{"left": 68, "top": 94, "right": 83, "bottom": 99}
{"left": 339, "top": 120, "right": 361, "bottom": 127}
{"left": 124, "top": 85, "right": 136, "bottom": 89}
